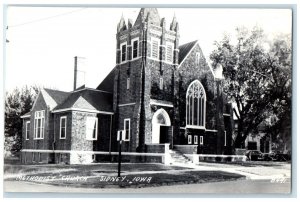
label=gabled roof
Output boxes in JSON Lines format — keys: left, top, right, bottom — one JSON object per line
{"left": 20, "top": 111, "right": 31, "bottom": 118}
{"left": 178, "top": 40, "right": 198, "bottom": 64}
{"left": 96, "top": 67, "right": 116, "bottom": 93}
{"left": 43, "top": 88, "right": 70, "bottom": 105}
{"left": 21, "top": 88, "right": 70, "bottom": 118}
{"left": 178, "top": 40, "right": 216, "bottom": 78}
{"left": 53, "top": 88, "right": 113, "bottom": 113}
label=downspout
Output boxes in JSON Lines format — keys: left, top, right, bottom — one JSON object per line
{"left": 52, "top": 113, "right": 56, "bottom": 163}
{"left": 109, "top": 114, "right": 112, "bottom": 155}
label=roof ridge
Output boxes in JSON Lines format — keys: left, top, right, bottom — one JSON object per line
{"left": 44, "top": 88, "right": 70, "bottom": 94}
{"left": 72, "top": 87, "right": 113, "bottom": 94}
{"left": 179, "top": 40, "right": 198, "bottom": 48}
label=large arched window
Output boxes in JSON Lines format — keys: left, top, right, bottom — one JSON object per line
{"left": 186, "top": 80, "right": 206, "bottom": 128}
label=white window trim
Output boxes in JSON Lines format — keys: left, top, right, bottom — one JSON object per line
{"left": 25, "top": 121, "right": 30, "bottom": 140}
{"left": 194, "top": 136, "right": 198, "bottom": 144}
{"left": 188, "top": 135, "right": 192, "bottom": 144}
{"left": 86, "top": 117, "right": 98, "bottom": 140}
{"left": 127, "top": 77, "right": 130, "bottom": 90}
{"left": 165, "top": 42, "right": 174, "bottom": 63}
{"left": 159, "top": 77, "right": 164, "bottom": 90}
{"left": 124, "top": 118, "right": 130, "bottom": 141}
{"left": 200, "top": 136, "right": 204, "bottom": 145}
{"left": 131, "top": 37, "right": 139, "bottom": 59}
{"left": 60, "top": 116, "right": 67, "bottom": 139}
{"left": 120, "top": 42, "right": 127, "bottom": 63}
{"left": 151, "top": 37, "right": 160, "bottom": 59}
{"left": 34, "top": 110, "right": 45, "bottom": 140}
{"left": 186, "top": 80, "right": 207, "bottom": 127}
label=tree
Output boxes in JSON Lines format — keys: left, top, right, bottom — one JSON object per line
{"left": 4, "top": 85, "right": 39, "bottom": 155}
{"left": 262, "top": 34, "right": 292, "bottom": 152}
{"left": 210, "top": 27, "right": 292, "bottom": 148}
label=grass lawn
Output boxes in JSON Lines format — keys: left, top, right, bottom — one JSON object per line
{"left": 4, "top": 159, "right": 245, "bottom": 188}
{"left": 4, "top": 162, "right": 190, "bottom": 177}
{"left": 9, "top": 170, "right": 245, "bottom": 188}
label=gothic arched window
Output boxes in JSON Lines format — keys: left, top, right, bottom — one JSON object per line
{"left": 186, "top": 80, "right": 206, "bottom": 127}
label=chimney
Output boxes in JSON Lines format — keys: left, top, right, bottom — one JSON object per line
{"left": 73, "top": 56, "right": 86, "bottom": 91}
{"left": 73, "top": 56, "right": 77, "bottom": 91}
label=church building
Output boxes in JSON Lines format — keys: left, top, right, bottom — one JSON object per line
{"left": 21, "top": 8, "right": 234, "bottom": 164}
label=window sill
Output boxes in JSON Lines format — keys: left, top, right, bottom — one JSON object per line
{"left": 186, "top": 125, "right": 205, "bottom": 130}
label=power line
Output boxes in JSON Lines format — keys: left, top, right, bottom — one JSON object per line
{"left": 8, "top": 8, "right": 86, "bottom": 29}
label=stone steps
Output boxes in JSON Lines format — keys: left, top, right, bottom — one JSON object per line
{"left": 169, "top": 149, "right": 192, "bottom": 164}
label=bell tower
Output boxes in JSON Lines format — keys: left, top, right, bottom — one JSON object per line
{"left": 113, "top": 8, "right": 180, "bottom": 153}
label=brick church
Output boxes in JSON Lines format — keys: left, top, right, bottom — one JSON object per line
{"left": 21, "top": 8, "right": 234, "bottom": 164}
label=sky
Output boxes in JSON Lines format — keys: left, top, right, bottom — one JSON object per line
{"left": 4, "top": 7, "right": 292, "bottom": 92}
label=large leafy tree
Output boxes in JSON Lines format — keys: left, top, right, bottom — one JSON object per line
{"left": 4, "top": 86, "right": 39, "bottom": 155}
{"left": 210, "top": 27, "right": 291, "bottom": 148}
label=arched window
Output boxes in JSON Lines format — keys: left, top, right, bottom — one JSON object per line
{"left": 186, "top": 80, "right": 206, "bottom": 128}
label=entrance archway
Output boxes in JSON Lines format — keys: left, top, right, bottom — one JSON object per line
{"left": 151, "top": 108, "right": 171, "bottom": 144}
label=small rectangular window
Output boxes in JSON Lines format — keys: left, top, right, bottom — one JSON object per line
{"left": 194, "top": 136, "right": 198, "bottom": 144}
{"left": 196, "top": 52, "right": 200, "bottom": 66}
{"left": 200, "top": 136, "right": 203, "bottom": 145}
{"left": 132, "top": 39, "right": 139, "bottom": 59}
{"left": 188, "top": 135, "right": 192, "bottom": 144}
{"left": 26, "top": 121, "right": 30, "bottom": 140}
{"left": 151, "top": 39, "right": 159, "bottom": 59}
{"left": 121, "top": 43, "right": 127, "bottom": 62}
{"left": 127, "top": 77, "right": 130, "bottom": 90}
{"left": 124, "top": 119, "right": 130, "bottom": 141}
{"left": 60, "top": 116, "right": 67, "bottom": 139}
{"left": 166, "top": 43, "right": 173, "bottom": 62}
{"left": 159, "top": 77, "right": 164, "bottom": 90}
{"left": 86, "top": 117, "right": 98, "bottom": 140}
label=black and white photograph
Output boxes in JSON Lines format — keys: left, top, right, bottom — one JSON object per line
{"left": 2, "top": 3, "right": 294, "bottom": 195}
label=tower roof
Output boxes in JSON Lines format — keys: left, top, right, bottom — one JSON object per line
{"left": 117, "top": 15, "right": 127, "bottom": 32}
{"left": 134, "top": 8, "right": 161, "bottom": 26}
{"left": 170, "top": 14, "right": 178, "bottom": 31}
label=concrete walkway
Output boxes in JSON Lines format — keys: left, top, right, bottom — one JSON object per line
{"left": 170, "top": 161, "right": 291, "bottom": 180}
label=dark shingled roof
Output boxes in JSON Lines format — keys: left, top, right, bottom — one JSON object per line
{"left": 179, "top": 40, "right": 198, "bottom": 64}
{"left": 53, "top": 88, "right": 113, "bottom": 112}
{"left": 96, "top": 67, "right": 116, "bottom": 93}
{"left": 134, "top": 8, "right": 161, "bottom": 26}
{"left": 44, "top": 88, "right": 70, "bottom": 106}
{"left": 21, "top": 111, "right": 31, "bottom": 117}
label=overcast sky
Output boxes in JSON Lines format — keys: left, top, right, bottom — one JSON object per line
{"left": 5, "top": 7, "right": 292, "bottom": 92}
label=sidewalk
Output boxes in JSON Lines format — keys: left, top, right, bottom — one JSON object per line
{"left": 170, "top": 161, "right": 291, "bottom": 180}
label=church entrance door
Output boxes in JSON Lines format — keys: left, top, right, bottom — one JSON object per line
{"left": 151, "top": 109, "right": 171, "bottom": 144}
